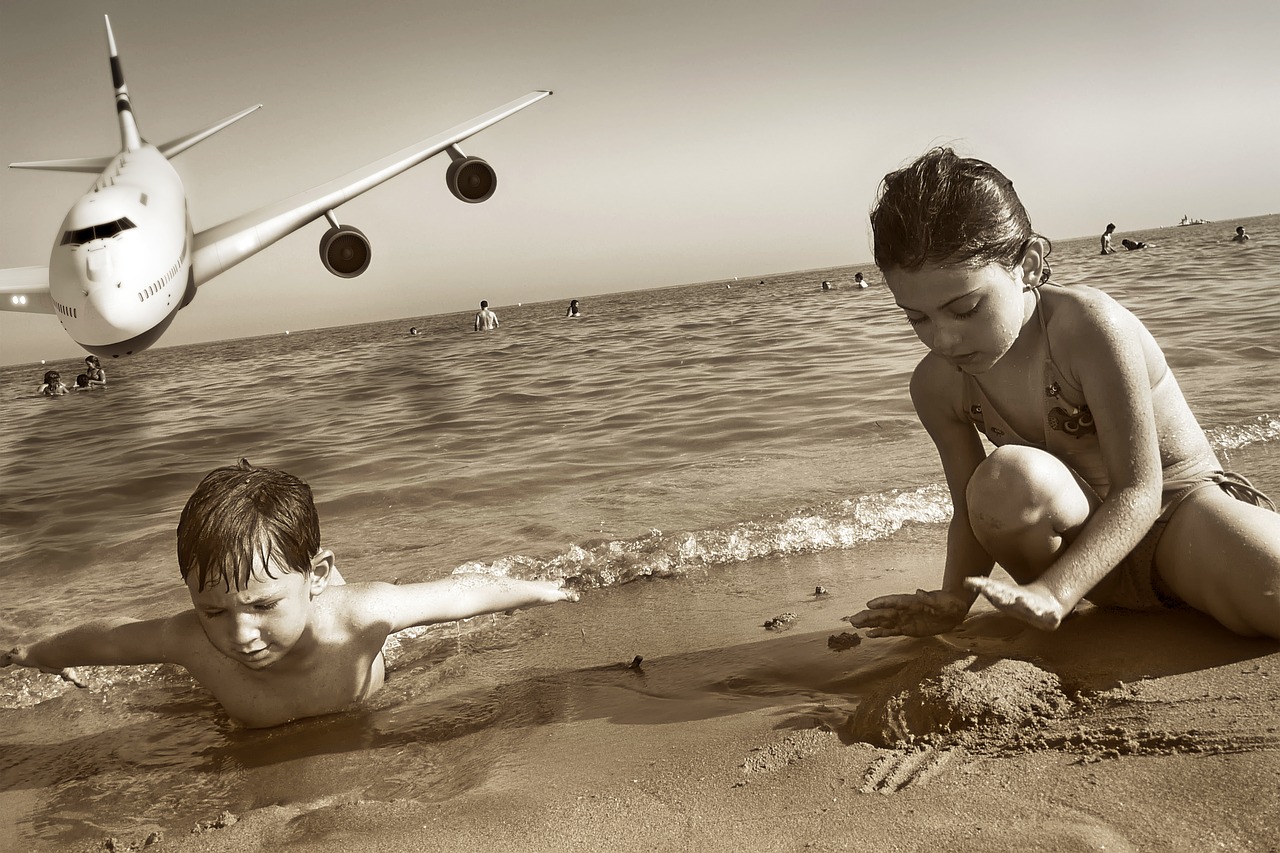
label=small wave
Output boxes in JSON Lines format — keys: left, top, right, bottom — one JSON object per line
{"left": 451, "top": 484, "right": 952, "bottom": 589}
{"left": 1205, "top": 414, "right": 1280, "bottom": 451}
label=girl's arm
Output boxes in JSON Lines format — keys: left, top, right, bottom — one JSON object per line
{"left": 912, "top": 354, "right": 996, "bottom": 598}
{"left": 356, "top": 574, "right": 577, "bottom": 633}
{"left": 847, "top": 356, "right": 990, "bottom": 637}
{"left": 1012, "top": 295, "right": 1163, "bottom": 612}
{"left": 966, "top": 293, "right": 1164, "bottom": 627}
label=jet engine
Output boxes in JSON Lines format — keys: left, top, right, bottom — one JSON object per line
{"left": 319, "top": 225, "right": 372, "bottom": 278}
{"left": 446, "top": 156, "right": 497, "bottom": 203}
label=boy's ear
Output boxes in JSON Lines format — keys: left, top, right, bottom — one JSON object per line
{"left": 307, "top": 549, "right": 337, "bottom": 598}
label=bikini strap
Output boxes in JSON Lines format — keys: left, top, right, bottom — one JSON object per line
{"left": 1214, "top": 471, "right": 1277, "bottom": 511}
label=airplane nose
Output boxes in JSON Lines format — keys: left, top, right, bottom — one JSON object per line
{"left": 85, "top": 245, "right": 114, "bottom": 283}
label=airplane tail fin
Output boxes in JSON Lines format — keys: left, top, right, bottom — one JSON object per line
{"left": 104, "top": 15, "right": 142, "bottom": 152}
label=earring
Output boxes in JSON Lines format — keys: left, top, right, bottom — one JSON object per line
{"left": 1039, "top": 264, "right": 1052, "bottom": 285}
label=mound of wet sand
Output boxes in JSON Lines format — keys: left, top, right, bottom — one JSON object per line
{"left": 845, "top": 644, "right": 1072, "bottom": 748}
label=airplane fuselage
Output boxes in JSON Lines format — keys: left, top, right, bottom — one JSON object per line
{"left": 48, "top": 146, "right": 193, "bottom": 358}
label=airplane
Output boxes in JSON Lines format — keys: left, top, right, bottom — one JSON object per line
{"left": 0, "top": 16, "right": 551, "bottom": 358}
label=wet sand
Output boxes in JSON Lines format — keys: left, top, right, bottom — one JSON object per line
{"left": 25, "top": 534, "right": 1280, "bottom": 852}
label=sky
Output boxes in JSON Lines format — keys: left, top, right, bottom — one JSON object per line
{"left": 2, "top": 0, "right": 1278, "bottom": 365}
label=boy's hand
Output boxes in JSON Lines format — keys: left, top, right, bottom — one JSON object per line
{"left": 545, "top": 580, "right": 580, "bottom": 604}
{"left": 3, "top": 646, "right": 89, "bottom": 688}
{"left": 844, "top": 589, "right": 969, "bottom": 638}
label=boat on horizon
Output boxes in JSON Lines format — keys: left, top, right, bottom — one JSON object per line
{"left": 1179, "top": 214, "right": 1211, "bottom": 226}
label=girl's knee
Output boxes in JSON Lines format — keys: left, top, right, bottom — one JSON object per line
{"left": 967, "top": 446, "right": 1086, "bottom": 524}
{"left": 966, "top": 447, "right": 1093, "bottom": 564}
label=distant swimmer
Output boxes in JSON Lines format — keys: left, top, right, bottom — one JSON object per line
{"left": 474, "top": 300, "right": 500, "bottom": 332}
{"left": 1121, "top": 239, "right": 1147, "bottom": 251}
{"left": 83, "top": 355, "right": 106, "bottom": 385}
{"left": 1232, "top": 226, "right": 1250, "bottom": 243}
{"left": 821, "top": 280, "right": 832, "bottom": 291}
{"left": 36, "top": 370, "right": 68, "bottom": 396}
{"left": 408, "top": 326, "right": 420, "bottom": 336}
{"left": 73, "top": 373, "right": 103, "bottom": 391}
{"left": 854, "top": 272, "right": 868, "bottom": 289}
{"left": 565, "top": 299, "right": 581, "bottom": 318}
{"left": 1101, "top": 223, "right": 1116, "bottom": 255}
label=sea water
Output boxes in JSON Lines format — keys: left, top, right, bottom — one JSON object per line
{"left": 1, "top": 215, "right": 1277, "bottom": 846}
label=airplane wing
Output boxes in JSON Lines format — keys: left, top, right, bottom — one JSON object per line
{"left": 192, "top": 90, "right": 551, "bottom": 286}
{"left": 0, "top": 266, "right": 56, "bottom": 314}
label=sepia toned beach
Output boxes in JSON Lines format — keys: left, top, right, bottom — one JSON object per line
{"left": 91, "top": 537, "right": 1280, "bottom": 853}
{"left": 4, "top": 0, "right": 1280, "bottom": 845}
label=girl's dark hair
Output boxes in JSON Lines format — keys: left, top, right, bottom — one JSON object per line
{"left": 871, "top": 147, "right": 1046, "bottom": 272}
{"left": 177, "top": 459, "right": 321, "bottom": 592}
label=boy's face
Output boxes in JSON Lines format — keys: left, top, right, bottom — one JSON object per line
{"left": 187, "top": 550, "right": 331, "bottom": 670}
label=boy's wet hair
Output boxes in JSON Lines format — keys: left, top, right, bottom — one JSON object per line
{"left": 871, "top": 147, "right": 1046, "bottom": 272}
{"left": 177, "top": 459, "right": 321, "bottom": 592}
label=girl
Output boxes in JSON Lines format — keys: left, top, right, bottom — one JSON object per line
{"left": 848, "top": 148, "right": 1280, "bottom": 640}
{"left": 84, "top": 354, "right": 106, "bottom": 385}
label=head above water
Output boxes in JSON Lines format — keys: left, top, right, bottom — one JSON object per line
{"left": 177, "top": 459, "right": 321, "bottom": 593}
{"left": 43, "top": 370, "right": 60, "bottom": 384}
{"left": 870, "top": 148, "right": 1049, "bottom": 275}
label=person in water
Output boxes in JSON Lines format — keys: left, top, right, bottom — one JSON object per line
{"left": 1232, "top": 226, "right": 1249, "bottom": 243}
{"left": 854, "top": 272, "right": 868, "bottom": 289}
{"left": 1121, "top": 238, "right": 1147, "bottom": 251}
{"left": 36, "top": 370, "right": 68, "bottom": 396}
{"left": 2, "top": 459, "right": 576, "bottom": 728}
{"left": 848, "top": 148, "right": 1280, "bottom": 641}
{"left": 1100, "top": 223, "right": 1116, "bottom": 255}
{"left": 84, "top": 355, "right": 106, "bottom": 385}
{"left": 566, "top": 299, "right": 581, "bottom": 317}
{"left": 474, "top": 300, "right": 500, "bottom": 331}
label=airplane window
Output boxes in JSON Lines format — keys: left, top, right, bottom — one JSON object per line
{"left": 61, "top": 217, "right": 137, "bottom": 246}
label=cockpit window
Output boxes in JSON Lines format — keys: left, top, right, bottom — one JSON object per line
{"left": 60, "top": 217, "right": 137, "bottom": 246}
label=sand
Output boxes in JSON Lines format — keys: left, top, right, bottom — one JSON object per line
{"left": 22, "top": 537, "right": 1280, "bottom": 852}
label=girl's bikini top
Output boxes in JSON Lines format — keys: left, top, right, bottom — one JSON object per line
{"left": 961, "top": 285, "right": 1200, "bottom": 496}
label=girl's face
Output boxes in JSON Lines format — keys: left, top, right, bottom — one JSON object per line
{"left": 885, "top": 261, "right": 1034, "bottom": 374}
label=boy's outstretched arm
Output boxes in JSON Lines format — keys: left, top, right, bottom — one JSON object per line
{"left": 3, "top": 617, "right": 178, "bottom": 685}
{"left": 361, "top": 574, "right": 578, "bottom": 633}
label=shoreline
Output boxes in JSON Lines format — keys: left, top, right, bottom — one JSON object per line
{"left": 23, "top": 538, "right": 1277, "bottom": 852}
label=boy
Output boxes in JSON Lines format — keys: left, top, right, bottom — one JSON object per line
{"left": 2, "top": 460, "right": 575, "bottom": 728}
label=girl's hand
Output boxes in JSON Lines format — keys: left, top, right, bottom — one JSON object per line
{"left": 844, "top": 589, "right": 970, "bottom": 637}
{"left": 964, "top": 576, "right": 1068, "bottom": 630}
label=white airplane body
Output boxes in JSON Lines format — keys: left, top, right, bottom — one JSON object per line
{"left": 1, "top": 16, "right": 550, "bottom": 358}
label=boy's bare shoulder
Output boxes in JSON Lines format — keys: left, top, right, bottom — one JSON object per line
{"left": 318, "top": 581, "right": 402, "bottom": 630}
